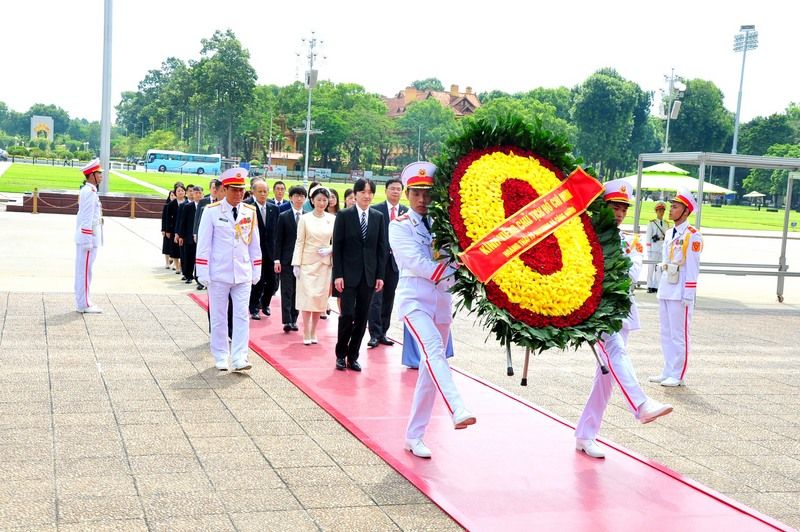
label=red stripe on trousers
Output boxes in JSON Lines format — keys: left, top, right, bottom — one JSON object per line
{"left": 404, "top": 316, "right": 454, "bottom": 414}
{"left": 84, "top": 250, "right": 90, "bottom": 308}
{"left": 598, "top": 340, "right": 638, "bottom": 412}
{"left": 680, "top": 305, "right": 689, "bottom": 379}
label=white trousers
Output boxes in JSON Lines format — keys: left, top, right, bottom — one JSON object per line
{"left": 575, "top": 330, "right": 647, "bottom": 440}
{"left": 659, "top": 299, "right": 693, "bottom": 380}
{"left": 208, "top": 281, "right": 251, "bottom": 366}
{"left": 647, "top": 253, "right": 663, "bottom": 289}
{"left": 404, "top": 310, "right": 465, "bottom": 440}
{"left": 74, "top": 245, "right": 98, "bottom": 311}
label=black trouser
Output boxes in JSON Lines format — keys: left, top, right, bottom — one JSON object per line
{"left": 336, "top": 275, "right": 375, "bottom": 362}
{"left": 368, "top": 266, "right": 398, "bottom": 340}
{"left": 182, "top": 241, "right": 196, "bottom": 280}
{"left": 249, "top": 267, "right": 277, "bottom": 314}
{"left": 279, "top": 269, "right": 299, "bottom": 325}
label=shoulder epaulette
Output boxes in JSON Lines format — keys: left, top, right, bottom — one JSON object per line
{"left": 687, "top": 226, "right": 697, "bottom": 234}
{"left": 242, "top": 203, "right": 256, "bottom": 211}
{"left": 650, "top": 218, "right": 657, "bottom": 223}
{"left": 207, "top": 201, "right": 221, "bottom": 208}
{"left": 395, "top": 214, "right": 410, "bottom": 222}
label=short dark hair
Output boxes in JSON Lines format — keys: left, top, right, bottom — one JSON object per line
{"left": 353, "top": 178, "right": 376, "bottom": 194}
{"left": 209, "top": 178, "right": 222, "bottom": 188}
{"left": 288, "top": 185, "right": 307, "bottom": 197}
{"left": 385, "top": 178, "right": 402, "bottom": 189}
{"left": 273, "top": 180, "right": 286, "bottom": 190}
{"left": 310, "top": 187, "right": 330, "bottom": 200}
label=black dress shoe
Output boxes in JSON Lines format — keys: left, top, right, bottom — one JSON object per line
{"left": 263, "top": 308, "right": 271, "bottom": 316}
{"left": 196, "top": 284, "right": 205, "bottom": 290}
{"left": 367, "top": 338, "right": 379, "bottom": 348}
{"left": 320, "top": 314, "right": 327, "bottom": 320}
{"left": 290, "top": 323, "right": 299, "bottom": 331}
{"left": 335, "top": 358, "right": 347, "bottom": 371}
{"left": 347, "top": 360, "right": 362, "bottom": 372}
{"left": 185, "top": 279, "right": 193, "bottom": 284}
{"left": 250, "top": 312, "right": 261, "bottom": 320}
{"left": 283, "top": 324, "right": 292, "bottom": 332}
{"left": 378, "top": 337, "right": 394, "bottom": 346}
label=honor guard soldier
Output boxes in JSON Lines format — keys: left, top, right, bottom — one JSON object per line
{"left": 575, "top": 179, "right": 672, "bottom": 459}
{"left": 650, "top": 187, "right": 703, "bottom": 387}
{"left": 196, "top": 168, "right": 262, "bottom": 371}
{"left": 389, "top": 161, "right": 476, "bottom": 460}
{"left": 74, "top": 158, "right": 104, "bottom": 314}
{"left": 645, "top": 202, "right": 670, "bottom": 293}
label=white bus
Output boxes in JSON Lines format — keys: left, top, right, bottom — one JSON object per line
{"left": 144, "top": 150, "right": 222, "bottom": 175}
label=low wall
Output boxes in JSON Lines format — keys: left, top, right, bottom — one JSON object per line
{"left": 6, "top": 190, "right": 166, "bottom": 219}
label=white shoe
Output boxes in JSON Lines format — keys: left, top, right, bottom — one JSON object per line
{"left": 575, "top": 438, "right": 605, "bottom": 459}
{"left": 404, "top": 438, "right": 432, "bottom": 459}
{"left": 215, "top": 362, "right": 229, "bottom": 372}
{"left": 232, "top": 361, "right": 252, "bottom": 371}
{"left": 638, "top": 398, "right": 673, "bottom": 424}
{"left": 303, "top": 339, "right": 312, "bottom": 345}
{"left": 310, "top": 337, "right": 318, "bottom": 344}
{"left": 660, "top": 377, "right": 684, "bottom": 387}
{"left": 452, "top": 408, "right": 477, "bottom": 429}
{"left": 648, "top": 374, "right": 667, "bottom": 383}
{"left": 78, "top": 306, "right": 103, "bottom": 314}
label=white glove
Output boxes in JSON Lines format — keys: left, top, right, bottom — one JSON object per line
{"left": 293, "top": 266, "right": 301, "bottom": 278}
{"left": 317, "top": 246, "right": 332, "bottom": 257}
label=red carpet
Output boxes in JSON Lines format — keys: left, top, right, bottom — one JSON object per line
{"left": 190, "top": 293, "right": 788, "bottom": 531}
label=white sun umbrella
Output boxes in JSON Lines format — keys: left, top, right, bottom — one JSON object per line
{"left": 743, "top": 191, "right": 766, "bottom": 198}
{"left": 621, "top": 163, "right": 735, "bottom": 195}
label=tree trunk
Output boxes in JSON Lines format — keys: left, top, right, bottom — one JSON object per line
{"left": 227, "top": 116, "right": 232, "bottom": 157}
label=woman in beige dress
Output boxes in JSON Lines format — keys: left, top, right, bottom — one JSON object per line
{"left": 292, "top": 186, "right": 335, "bottom": 344}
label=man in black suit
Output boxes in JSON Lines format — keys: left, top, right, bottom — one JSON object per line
{"left": 193, "top": 178, "right": 223, "bottom": 289}
{"left": 332, "top": 178, "right": 388, "bottom": 371}
{"left": 274, "top": 185, "right": 307, "bottom": 332}
{"left": 246, "top": 178, "right": 279, "bottom": 320}
{"left": 178, "top": 185, "right": 201, "bottom": 284}
{"left": 269, "top": 180, "right": 292, "bottom": 213}
{"left": 368, "top": 177, "right": 408, "bottom": 347}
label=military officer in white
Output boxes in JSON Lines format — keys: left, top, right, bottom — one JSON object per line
{"left": 389, "top": 161, "right": 476, "bottom": 460}
{"left": 650, "top": 187, "right": 703, "bottom": 387}
{"left": 196, "top": 168, "right": 262, "bottom": 371}
{"left": 645, "top": 202, "right": 670, "bottom": 293}
{"left": 575, "top": 180, "right": 673, "bottom": 459}
{"left": 74, "top": 158, "right": 104, "bottom": 314}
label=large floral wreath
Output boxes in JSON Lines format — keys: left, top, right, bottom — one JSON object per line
{"left": 430, "top": 113, "right": 631, "bottom": 353}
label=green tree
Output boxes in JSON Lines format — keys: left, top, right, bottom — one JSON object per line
{"left": 411, "top": 78, "right": 444, "bottom": 92}
{"left": 192, "top": 29, "right": 257, "bottom": 156}
{"left": 743, "top": 143, "right": 800, "bottom": 207}
{"left": 668, "top": 79, "right": 733, "bottom": 153}
{"left": 739, "top": 113, "right": 794, "bottom": 156}
{"left": 396, "top": 99, "right": 458, "bottom": 164}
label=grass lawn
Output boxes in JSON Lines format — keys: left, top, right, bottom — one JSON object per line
{"left": 630, "top": 201, "right": 800, "bottom": 232}
{"left": 1, "top": 164, "right": 160, "bottom": 197}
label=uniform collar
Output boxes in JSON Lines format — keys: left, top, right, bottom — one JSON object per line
{"left": 86, "top": 183, "right": 97, "bottom": 192}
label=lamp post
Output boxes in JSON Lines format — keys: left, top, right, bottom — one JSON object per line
{"left": 661, "top": 68, "right": 684, "bottom": 153}
{"left": 300, "top": 32, "right": 322, "bottom": 188}
{"left": 99, "top": 0, "right": 113, "bottom": 193}
{"left": 728, "top": 24, "right": 758, "bottom": 193}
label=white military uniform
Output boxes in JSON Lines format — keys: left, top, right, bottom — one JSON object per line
{"left": 645, "top": 215, "right": 668, "bottom": 290}
{"left": 196, "top": 198, "right": 261, "bottom": 368}
{"left": 575, "top": 229, "right": 648, "bottom": 440}
{"left": 656, "top": 219, "right": 703, "bottom": 382}
{"left": 74, "top": 180, "right": 103, "bottom": 311}
{"left": 390, "top": 209, "right": 465, "bottom": 441}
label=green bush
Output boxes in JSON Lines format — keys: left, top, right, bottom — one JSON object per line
{"left": 74, "top": 151, "right": 94, "bottom": 161}
{"left": 30, "top": 148, "right": 47, "bottom": 158}
{"left": 250, "top": 159, "right": 261, "bottom": 166}
{"left": 8, "top": 146, "right": 28, "bottom": 156}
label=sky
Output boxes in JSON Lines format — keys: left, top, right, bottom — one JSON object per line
{"left": 2, "top": 0, "right": 797, "bottom": 126}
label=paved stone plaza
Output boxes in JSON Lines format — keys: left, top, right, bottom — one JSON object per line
{"left": 0, "top": 209, "right": 798, "bottom": 530}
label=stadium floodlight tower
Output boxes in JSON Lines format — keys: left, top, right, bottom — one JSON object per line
{"left": 728, "top": 24, "right": 759, "bottom": 193}
{"left": 661, "top": 68, "right": 685, "bottom": 153}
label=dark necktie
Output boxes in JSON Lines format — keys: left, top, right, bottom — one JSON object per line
{"left": 360, "top": 211, "right": 368, "bottom": 240}
{"left": 421, "top": 216, "right": 432, "bottom": 233}
{"left": 295, "top": 211, "right": 300, "bottom": 224}
{"left": 232, "top": 206, "right": 238, "bottom": 220}
{"left": 672, "top": 228, "right": 677, "bottom": 238}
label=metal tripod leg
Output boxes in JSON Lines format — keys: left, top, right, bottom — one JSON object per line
{"left": 589, "top": 343, "right": 609, "bottom": 374}
{"left": 520, "top": 348, "right": 531, "bottom": 386}
{"left": 506, "top": 343, "right": 514, "bottom": 376}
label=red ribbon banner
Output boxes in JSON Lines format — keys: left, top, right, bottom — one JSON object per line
{"left": 459, "top": 167, "right": 603, "bottom": 283}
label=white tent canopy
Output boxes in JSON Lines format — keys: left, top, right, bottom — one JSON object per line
{"left": 743, "top": 191, "right": 766, "bottom": 198}
{"left": 621, "top": 163, "right": 735, "bottom": 195}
